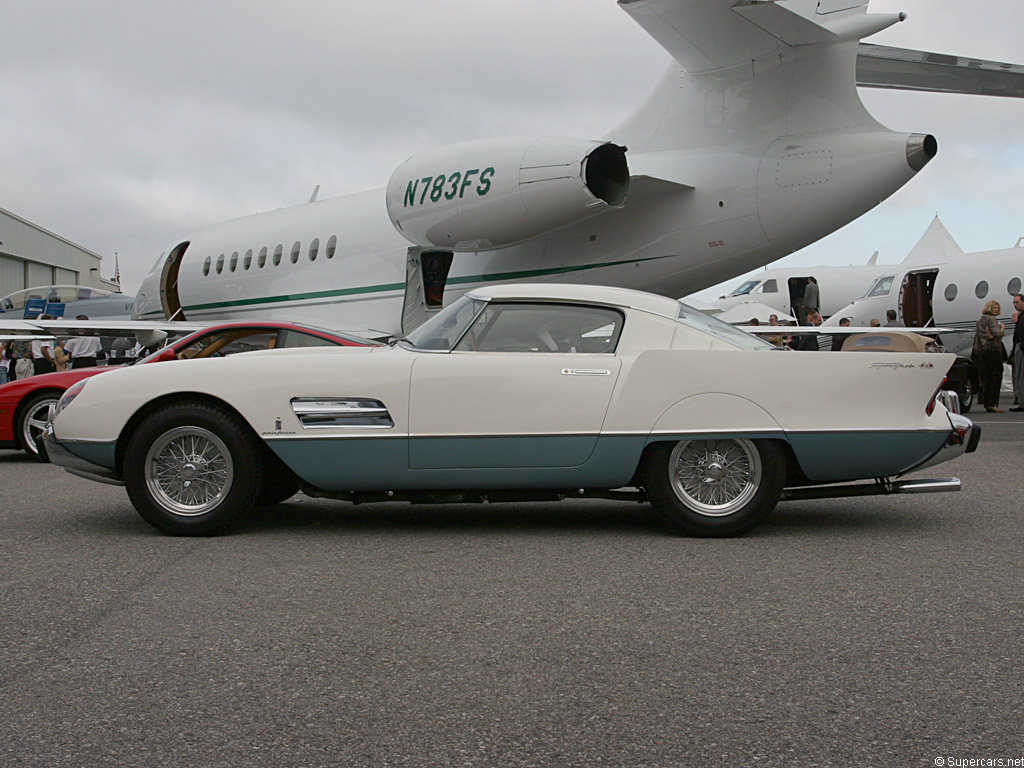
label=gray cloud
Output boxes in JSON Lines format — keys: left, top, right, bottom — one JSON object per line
{"left": 2, "top": 0, "right": 1020, "bottom": 295}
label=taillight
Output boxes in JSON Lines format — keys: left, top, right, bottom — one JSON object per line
{"left": 925, "top": 376, "right": 948, "bottom": 416}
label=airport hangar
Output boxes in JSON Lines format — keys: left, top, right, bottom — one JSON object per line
{"left": 0, "top": 205, "right": 119, "bottom": 297}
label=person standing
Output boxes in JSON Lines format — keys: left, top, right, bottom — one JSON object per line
{"left": 1011, "top": 293, "right": 1024, "bottom": 412}
{"left": 31, "top": 314, "right": 55, "bottom": 375}
{"left": 792, "top": 311, "right": 824, "bottom": 350}
{"left": 65, "top": 316, "right": 103, "bottom": 368}
{"left": 65, "top": 334, "right": 103, "bottom": 368}
{"left": 801, "top": 277, "right": 819, "bottom": 324}
{"left": 831, "top": 317, "right": 851, "bottom": 351}
{"left": 974, "top": 300, "right": 1006, "bottom": 413}
{"left": 0, "top": 341, "right": 9, "bottom": 385}
{"left": 884, "top": 309, "right": 903, "bottom": 327}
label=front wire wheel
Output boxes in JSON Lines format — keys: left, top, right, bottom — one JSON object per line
{"left": 124, "top": 403, "right": 263, "bottom": 535}
{"left": 643, "top": 438, "right": 786, "bottom": 537}
{"left": 145, "top": 426, "right": 234, "bottom": 516}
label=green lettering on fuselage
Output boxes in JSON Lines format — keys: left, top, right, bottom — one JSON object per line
{"left": 402, "top": 168, "right": 494, "bottom": 206}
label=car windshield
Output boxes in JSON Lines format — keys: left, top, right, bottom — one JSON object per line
{"left": 402, "top": 296, "right": 487, "bottom": 351}
{"left": 676, "top": 302, "right": 775, "bottom": 350}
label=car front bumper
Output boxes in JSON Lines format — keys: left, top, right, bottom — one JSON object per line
{"left": 39, "top": 427, "right": 124, "bottom": 486}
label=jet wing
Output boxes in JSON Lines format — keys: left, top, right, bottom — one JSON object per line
{"left": 0, "top": 318, "right": 206, "bottom": 339}
{"left": 856, "top": 44, "right": 1024, "bottom": 99}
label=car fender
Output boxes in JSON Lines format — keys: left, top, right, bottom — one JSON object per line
{"left": 648, "top": 393, "right": 784, "bottom": 439}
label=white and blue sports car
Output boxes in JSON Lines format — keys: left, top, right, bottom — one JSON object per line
{"left": 41, "top": 284, "right": 979, "bottom": 536}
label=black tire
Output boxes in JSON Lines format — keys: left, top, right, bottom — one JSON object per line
{"left": 16, "top": 391, "right": 62, "bottom": 457}
{"left": 641, "top": 438, "right": 786, "bottom": 537}
{"left": 955, "top": 377, "right": 973, "bottom": 414}
{"left": 123, "top": 403, "right": 264, "bottom": 535}
{"left": 255, "top": 473, "right": 300, "bottom": 506}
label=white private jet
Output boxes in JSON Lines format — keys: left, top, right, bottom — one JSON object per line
{"left": 125, "top": 0, "right": 1023, "bottom": 339}
{"left": 822, "top": 236, "right": 1024, "bottom": 358}
{"left": 708, "top": 214, "right": 1024, "bottom": 359}
{"left": 707, "top": 215, "right": 966, "bottom": 321}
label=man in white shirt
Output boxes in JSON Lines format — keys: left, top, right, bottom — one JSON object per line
{"left": 65, "top": 315, "right": 104, "bottom": 368}
{"left": 31, "top": 314, "right": 55, "bottom": 375}
{"left": 65, "top": 335, "right": 103, "bottom": 368}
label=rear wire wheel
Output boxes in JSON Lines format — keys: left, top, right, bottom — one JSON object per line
{"left": 642, "top": 438, "right": 786, "bottom": 537}
{"left": 124, "top": 403, "right": 263, "bottom": 535}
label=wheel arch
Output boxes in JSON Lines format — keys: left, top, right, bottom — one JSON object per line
{"left": 650, "top": 393, "right": 783, "bottom": 435}
{"left": 114, "top": 392, "right": 264, "bottom": 476}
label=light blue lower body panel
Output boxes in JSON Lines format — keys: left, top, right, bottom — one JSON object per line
{"left": 266, "top": 429, "right": 951, "bottom": 493}
{"left": 267, "top": 435, "right": 648, "bottom": 491}
{"left": 64, "top": 441, "right": 117, "bottom": 470}
{"left": 786, "top": 431, "right": 948, "bottom": 482}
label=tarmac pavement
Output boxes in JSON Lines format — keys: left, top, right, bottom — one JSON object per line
{"left": 1, "top": 408, "right": 1021, "bottom": 767}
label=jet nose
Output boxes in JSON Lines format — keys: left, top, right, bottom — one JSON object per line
{"left": 906, "top": 133, "right": 938, "bottom": 172}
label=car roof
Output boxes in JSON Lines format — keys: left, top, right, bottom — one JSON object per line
{"left": 466, "top": 283, "right": 681, "bottom": 320}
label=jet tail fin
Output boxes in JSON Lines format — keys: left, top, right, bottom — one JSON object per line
{"left": 857, "top": 44, "right": 1024, "bottom": 99}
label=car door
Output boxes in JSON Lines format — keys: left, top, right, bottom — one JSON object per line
{"left": 407, "top": 302, "right": 623, "bottom": 470}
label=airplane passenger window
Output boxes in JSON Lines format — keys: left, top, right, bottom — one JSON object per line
{"left": 975, "top": 281, "right": 989, "bottom": 299}
{"left": 944, "top": 284, "right": 957, "bottom": 301}
{"left": 202, "top": 257, "right": 212, "bottom": 277}
{"left": 326, "top": 235, "right": 337, "bottom": 259}
{"left": 291, "top": 241, "right": 301, "bottom": 264}
{"left": 1009, "top": 278, "right": 1022, "bottom": 295}
{"left": 309, "top": 238, "right": 319, "bottom": 262}
{"left": 216, "top": 254, "right": 225, "bottom": 274}
{"left": 229, "top": 251, "right": 239, "bottom": 272}
{"left": 273, "top": 244, "right": 283, "bottom": 266}
{"left": 258, "top": 247, "right": 267, "bottom": 269}
{"left": 243, "top": 249, "right": 253, "bottom": 270}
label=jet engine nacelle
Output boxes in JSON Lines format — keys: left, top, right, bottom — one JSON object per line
{"left": 386, "top": 137, "right": 629, "bottom": 251}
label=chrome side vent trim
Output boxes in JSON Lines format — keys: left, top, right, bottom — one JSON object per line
{"left": 290, "top": 397, "right": 394, "bottom": 429}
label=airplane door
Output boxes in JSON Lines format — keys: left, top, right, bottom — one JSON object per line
{"left": 402, "top": 248, "right": 453, "bottom": 335}
{"left": 160, "top": 241, "right": 189, "bottom": 320}
{"left": 899, "top": 270, "right": 938, "bottom": 327}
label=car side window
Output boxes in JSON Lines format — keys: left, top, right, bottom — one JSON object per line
{"left": 278, "top": 330, "right": 339, "bottom": 348}
{"left": 453, "top": 303, "right": 623, "bottom": 354}
{"left": 176, "top": 330, "right": 277, "bottom": 359}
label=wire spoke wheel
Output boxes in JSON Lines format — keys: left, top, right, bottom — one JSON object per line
{"left": 668, "top": 438, "right": 762, "bottom": 517}
{"left": 144, "top": 426, "right": 234, "bottom": 516}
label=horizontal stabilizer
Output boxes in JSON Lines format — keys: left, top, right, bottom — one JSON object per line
{"left": 857, "top": 44, "right": 1024, "bottom": 99}
{"left": 618, "top": 0, "right": 902, "bottom": 74}
{"left": 618, "top": 0, "right": 825, "bottom": 73}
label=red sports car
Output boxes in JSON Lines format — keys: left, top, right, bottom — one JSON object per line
{"left": 0, "top": 321, "right": 375, "bottom": 456}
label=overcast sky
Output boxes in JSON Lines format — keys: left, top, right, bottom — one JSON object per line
{"left": 3, "top": 0, "right": 1022, "bottom": 298}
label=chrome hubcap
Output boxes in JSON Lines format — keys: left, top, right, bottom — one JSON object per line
{"left": 669, "top": 439, "right": 762, "bottom": 517}
{"left": 145, "top": 427, "right": 233, "bottom": 516}
{"left": 22, "top": 399, "right": 58, "bottom": 455}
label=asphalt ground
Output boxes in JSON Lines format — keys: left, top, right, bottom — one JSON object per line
{"left": 1, "top": 409, "right": 1022, "bottom": 768}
